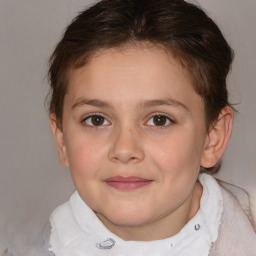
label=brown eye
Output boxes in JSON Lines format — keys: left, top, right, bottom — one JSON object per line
{"left": 146, "top": 114, "right": 173, "bottom": 127}
{"left": 91, "top": 116, "right": 104, "bottom": 126}
{"left": 83, "top": 115, "right": 110, "bottom": 127}
{"left": 153, "top": 115, "right": 168, "bottom": 126}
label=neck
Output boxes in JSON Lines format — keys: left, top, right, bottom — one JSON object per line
{"left": 97, "top": 182, "right": 203, "bottom": 241}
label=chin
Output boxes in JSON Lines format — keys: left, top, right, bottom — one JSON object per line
{"left": 100, "top": 206, "right": 153, "bottom": 227}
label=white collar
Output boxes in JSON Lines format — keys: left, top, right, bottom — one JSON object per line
{"left": 50, "top": 174, "right": 223, "bottom": 255}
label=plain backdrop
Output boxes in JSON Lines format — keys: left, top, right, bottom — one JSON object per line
{"left": 0, "top": 0, "right": 255, "bottom": 252}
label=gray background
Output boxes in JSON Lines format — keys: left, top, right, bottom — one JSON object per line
{"left": 0, "top": 0, "right": 255, "bottom": 252}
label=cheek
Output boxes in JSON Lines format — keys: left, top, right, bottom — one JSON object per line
{"left": 150, "top": 131, "right": 204, "bottom": 176}
{"left": 65, "top": 137, "right": 106, "bottom": 177}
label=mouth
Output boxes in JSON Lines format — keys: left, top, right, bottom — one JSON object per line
{"left": 104, "top": 176, "right": 153, "bottom": 191}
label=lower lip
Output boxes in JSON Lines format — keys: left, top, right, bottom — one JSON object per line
{"left": 105, "top": 180, "right": 153, "bottom": 191}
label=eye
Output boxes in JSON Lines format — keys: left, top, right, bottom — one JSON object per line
{"left": 146, "top": 114, "right": 173, "bottom": 127}
{"left": 82, "top": 114, "right": 110, "bottom": 127}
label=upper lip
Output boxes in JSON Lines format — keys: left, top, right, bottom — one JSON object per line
{"left": 104, "top": 176, "right": 153, "bottom": 182}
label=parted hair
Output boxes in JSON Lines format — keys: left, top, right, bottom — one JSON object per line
{"left": 48, "top": 0, "right": 234, "bottom": 132}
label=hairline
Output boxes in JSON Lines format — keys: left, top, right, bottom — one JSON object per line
{"left": 51, "top": 41, "right": 222, "bottom": 132}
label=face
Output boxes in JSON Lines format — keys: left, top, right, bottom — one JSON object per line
{"left": 53, "top": 45, "right": 210, "bottom": 239}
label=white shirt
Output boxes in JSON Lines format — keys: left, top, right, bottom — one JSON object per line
{"left": 49, "top": 174, "right": 223, "bottom": 256}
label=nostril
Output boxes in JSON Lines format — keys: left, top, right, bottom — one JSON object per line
{"left": 108, "top": 132, "right": 145, "bottom": 163}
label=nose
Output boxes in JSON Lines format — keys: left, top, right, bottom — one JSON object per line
{"left": 108, "top": 126, "right": 145, "bottom": 164}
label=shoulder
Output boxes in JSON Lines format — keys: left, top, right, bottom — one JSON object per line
{"left": 209, "top": 180, "right": 256, "bottom": 256}
{"left": 218, "top": 179, "right": 256, "bottom": 228}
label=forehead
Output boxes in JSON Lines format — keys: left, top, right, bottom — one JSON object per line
{"left": 65, "top": 44, "right": 204, "bottom": 114}
{"left": 69, "top": 45, "right": 191, "bottom": 91}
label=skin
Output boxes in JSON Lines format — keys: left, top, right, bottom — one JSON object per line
{"left": 50, "top": 44, "right": 233, "bottom": 241}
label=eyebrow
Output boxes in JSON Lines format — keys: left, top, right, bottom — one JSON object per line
{"left": 139, "top": 99, "right": 189, "bottom": 112}
{"left": 71, "top": 98, "right": 188, "bottom": 112}
{"left": 72, "top": 98, "right": 112, "bottom": 109}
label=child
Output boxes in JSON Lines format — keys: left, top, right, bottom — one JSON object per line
{"left": 47, "top": 0, "right": 256, "bottom": 255}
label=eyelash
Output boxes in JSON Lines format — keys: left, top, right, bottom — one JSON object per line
{"left": 81, "top": 113, "right": 175, "bottom": 128}
{"left": 145, "top": 113, "right": 175, "bottom": 128}
{"left": 81, "top": 113, "right": 111, "bottom": 127}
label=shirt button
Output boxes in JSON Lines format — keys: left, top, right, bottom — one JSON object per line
{"left": 96, "top": 238, "right": 116, "bottom": 249}
{"left": 194, "top": 223, "right": 201, "bottom": 231}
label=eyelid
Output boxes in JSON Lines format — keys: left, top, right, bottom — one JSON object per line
{"left": 144, "top": 113, "right": 175, "bottom": 127}
{"left": 81, "top": 112, "right": 111, "bottom": 127}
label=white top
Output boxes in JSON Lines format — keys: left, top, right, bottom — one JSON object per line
{"left": 49, "top": 174, "right": 223, "bottom": 256}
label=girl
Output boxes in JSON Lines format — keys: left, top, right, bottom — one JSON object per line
{"left": 47, "top": 0, "right": 256, "bottom": 255}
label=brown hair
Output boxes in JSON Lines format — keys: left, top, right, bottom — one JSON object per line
{"left": 48, "top": 0, "right": 234, "bottom": 131}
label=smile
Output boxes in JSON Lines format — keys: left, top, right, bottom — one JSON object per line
{"left": 104, "top": 176, "right": 153, "bottom": 191}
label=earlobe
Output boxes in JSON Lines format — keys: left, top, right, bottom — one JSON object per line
{"left": 201, "top": 106, "right": 234, "bottom": 168}
{"left": 49, "top": 114, "right": 69, "bottom": 167}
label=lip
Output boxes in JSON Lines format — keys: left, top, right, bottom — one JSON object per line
{"left": 104, "top": 176, "right": 153, "bottom": 191}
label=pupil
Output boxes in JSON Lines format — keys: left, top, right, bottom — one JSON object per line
{"left": 153, "top": 115, "right": 166, "bottom": 126}
{"left": 92, "top": 116, "right": 104, "bottom": 126}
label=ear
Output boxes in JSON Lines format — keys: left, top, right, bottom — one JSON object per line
{"left": 49, "top": 114, "right": 69, "bottom": 167}
{"left": 201, "top": 106, "right": 234, "bottom": 168}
